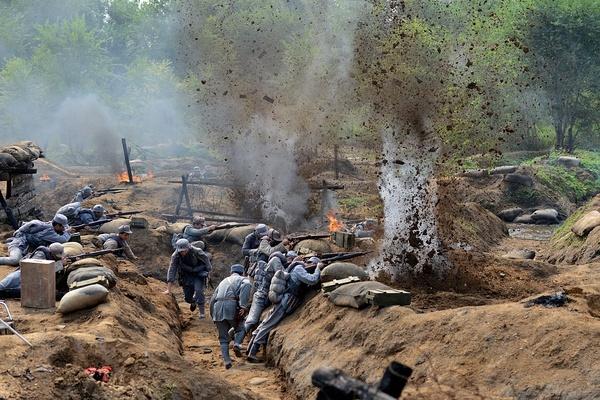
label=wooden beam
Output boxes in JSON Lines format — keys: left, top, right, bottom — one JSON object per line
{"left": 121, "top": 138, "right": 134, "bottom": 184}
{"left": 0, "top": 189, "right": 18, "bottom": 229}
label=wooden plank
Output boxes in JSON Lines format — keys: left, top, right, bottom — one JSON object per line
{"left": 321, "top": 276, "right": 361, "bottom": 293}
{"left": 20, "top": 259, "right": 56, "bottom": 309}
{"left": 366, "top": 289, "right": 411, "bottom": 307}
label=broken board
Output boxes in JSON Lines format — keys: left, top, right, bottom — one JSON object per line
{"left": 69, "top": 276, "right": 110, "bottom": 290}
{"left": 366, "top": 289, "right": 411, "bottom": 307}
{"left": 321, "top": 276, "right": 361, "bottom": 293}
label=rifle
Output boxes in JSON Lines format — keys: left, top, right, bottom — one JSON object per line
{"left": 66, "top": 248, "right": 123, "bottom": 262}
{"left": 287, "top": 232, "right": 330, "bottom": 244}
{"left": 71, "top": 219, "right": 112, "bottom": 231}
{"left": 92, "top": 188, "right": 128, "bottom": 197}
{"left": 312, "top": 362, "right": 412, "bottom": 400}
{"left": 106, "top": 210, "right": 143, "bottom": 218}
{"left": 212, "top": 223, "right": 251, "bottom": 231}
{"left": 303, "top": 251, "right": 372, "bottom": 266}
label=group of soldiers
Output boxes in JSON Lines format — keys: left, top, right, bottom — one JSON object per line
{"left": 0, "top": 183, "right": 323, "bottom": 371}
{"left": 0, "top": 186, "right": 137, "bottom": 295}
{"left": 164, "top": 221, "right": 323, "bottom": 369}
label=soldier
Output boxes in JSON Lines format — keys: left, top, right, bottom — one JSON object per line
{"left": 241, "top": 223, "right": 268, "bottom": 272}
{"left": 75, "top": 204, "right": 107, "bottom": 225}
{"left": 171, "top": 215, "right": 217, "bottom": 249}
{"left": 0, "top": 214, "right": 70, "bottom": 266}
{"left": 96, "top": 225, "right": 138, "bottom": 261}
{"left": 209, "top": 264, "right": 252, "bottom": 369}
{"left": 164, "top": 239, "right": 212, "bottom": 319}
{"left": 233, "top": 250, "right": 296, "bottom": 353}
{"left": 0, "top": 243, "right": 65, "bottom": 298}
{"left": 247, "top": 257, "right": 321, "bottom": 363}
{"left": 256, "top": 228, "right": 289, "bottom": 263}
{"left": 71, "top": 185, "right": 94, "bottom": 203}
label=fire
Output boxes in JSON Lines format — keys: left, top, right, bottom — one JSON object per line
{"left": 327, "top": 210, "right": 344, "bottom": 232}
{"left": 39, "top": 174, "right": 51, "bottom": 182}
{"left": 116, "top": 171, "right": 142, "bottom": 183}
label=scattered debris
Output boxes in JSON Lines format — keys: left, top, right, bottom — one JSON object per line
{"left": 124, "top": 357, "right": 136, "bottom": 367}
{"left": 85, "top": 366, "right": 113, "bottom": 383}
{"left": 262, "top": 95, "right": 274, "bottom": 104}
{"left": 248, "top": 377, "right": 268, "bottom": 386}
{"left": 525, "top": 292, "right": 567, "bottom": 308}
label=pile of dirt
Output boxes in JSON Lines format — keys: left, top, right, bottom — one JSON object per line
{"left": 0, "top": 257, "right": 258, "bottom": 400}
{"left": 539, "top": 195, "right": 600, "bottom": 265}
{"left": 268, "top": 284, "right": 600, "bottom": 400}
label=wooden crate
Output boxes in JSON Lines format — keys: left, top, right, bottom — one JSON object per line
{"left": 20, "top": 259, "right": 56, "bottom": 309}
{"left": 321, "top": 276, "right": 361, "bottom": 293}
{"left": 130, "top": 217, "right": 149, "bottom": 229}
{"left": 331, "top": 231, "right": 355, "bottom": 250}
{"left": 366, "top": 289, "right": 411, "bottom": 307}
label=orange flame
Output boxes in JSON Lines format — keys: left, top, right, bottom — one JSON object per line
{"left": 327, "top": 210, "right": 344, "bottom": 232}
{"left": 116, "top": 171, "right": 142, "bottom": 183}
{"left": 39, "top": 174, "right": 51, "bottom": 182}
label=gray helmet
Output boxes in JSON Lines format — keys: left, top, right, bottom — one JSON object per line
{"left": 269, "top": 251, "right": 286, "bottom": 262}
{"left": 230, "top": 264, "right": 244, "bottom": 275}
{"left": 176, "top": 238, "right": 191, "bottom": 252}
{"left": 82, "top": 186, "right": 93, "bottom": 196}
{"left": 48, "top": 243, "right": 64, "bottom": 256}
{"left": 52, "top": 213, "right": 69, "bottom": 227}
{"left": 268, "top": 229, "right": 282, "bottom": 243}
{"left": 192, "top": 215, "right": 205, "bottom": 225}
{"left": 92, "top": 204, "right": 106, "bottom": 213}
{"left": 118, "top": 225, "right": 133, "bottom": 234}
{"left": 308, "top": 256, "right": 320, "bottom": 265}
{"left": 255, "top": 224, "right": 268, "bottom": 236}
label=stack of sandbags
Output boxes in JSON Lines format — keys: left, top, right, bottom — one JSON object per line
{"left": 62, "top": 242, "right": 84, "bottom": 257}
{"left": 0, "top": 141, "right": 43, "bottom": 169}
{"left": 326, "top": 281, "right": 392, "bottom": 309}
{"left": 57, "top": 258, "right": 116, "bottom": 314}
{"left": 294, "top": 239, "right": 331, "bottom": 254}
{"left": 98, "top": 218, "right": 132, "bottom": 233}
{"left": 224, "top": 225, "right": 255, "bottom": 245}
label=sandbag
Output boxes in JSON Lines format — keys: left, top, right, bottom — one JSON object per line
{"left": 190, "top": 240, "right": 206, "bottom": 250}
{"left": 572, "top": 211, "right": 600, "bottom": 237}
{"left": 98, "top": 218, "right": 131, "bottom": 234}
{"left": 67, "top": 266, "right": 117, "bottom": 288}
{"left": 225, "top": 225, "right": 256, "bottom": 246}
{"left": 327, "top": 281, "right": 391, "bottom": 309}
{"left": 205, "top": 229, "right": 229, "bottom": 244}
{"left": 497, "top": 208, "right": 523, "bottom": 222}
{"left": 268, "top": 269, "right": 289, "bottom": 304}
{"left": 294, "top": 239, "right": 331, "bottom": 254}
{"left": 2, "top": 145, "right": 30, "bottom": 162}
{"left": 531, "top": 208, "right": 559, "bottom": 224}
{"left": 0, "top": 153, "right": 17, "bottom": 168}
{"left": 166, "top": 222, "right": 189, "bottom": 234}
{"left": 321, "top": 262, "right": 369, "bottom": 283}
{"left": 62, "top": 242, "right": 84, "bottom": 257}
{"left": 56, "top": 284, "right": 109, "bottom": 314}
{"left": 68, "top": 257, "right": 105, "bottom": 273}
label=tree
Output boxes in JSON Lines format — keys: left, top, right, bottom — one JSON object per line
{"left": 520, "top": 0, "right": 600, "bottom": 152}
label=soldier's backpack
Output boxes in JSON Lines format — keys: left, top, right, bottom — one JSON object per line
{"left": 57, "top": 202, "right": 81, "bottom": 219}
{"left": 268, "top": 269, "right": 289, "bottom": 304}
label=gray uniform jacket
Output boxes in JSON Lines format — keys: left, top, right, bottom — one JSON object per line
{"left": 182, "top": 225, "right": 211, "bottom": 242}
{"left": 99, "top": 234, "right": 136, "bottom": 260}
{"left": 256, "top": 239, "right": 287, "bottom": 262}
{"left": 166, "top": 246, "right": 212, "bottom": 284}
{"left": 11, "top": 220, "right": 71, "bottom": 252}
{"left": 242, "top": 233, "right": 262, "bottom": 257}
{"left": 255, "top": 257, "right": 286, "bottom": 294}
{"left": 210, "top": 274, "right": 252, "bottom": 321}
{"left": 286, "top": 264, "right": 321, "bottom": 297}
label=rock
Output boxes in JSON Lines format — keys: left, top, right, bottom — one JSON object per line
{"left": 514, "top": 214, "right": 534, "bottom": 224}
{"left": 490, "top": 165, "right": 518, "bottom": 175}
{"left": 460, "top": 169, "right": 489, "bottom": 179}
{"left": 503, "top": 249, "right": 536, "bottom": 260}
{"left": 248, "top": 377, "right": 268, "bottom": 386}
{"left": 504, "top": 173, "right": 534, "bottom": 187}
{"left": 572, "top": 211, "right": 600, "bottom": 237}
{"left": 202, "top": 348, "right": 212, "bottom": 354}
{"left": 531, "top": 208, "right": 559, "bottom": 224}
{"left": 124, "top": 357, "right": 136, "bottom": 367}
{"left": 54, "top": 377, "right": 65, "bottom": 385}
{"left": 497, "top": 207, "right": 524, "bottom": 222}
{"left": 557, "top": 156, "right": 580, "bottom": 168}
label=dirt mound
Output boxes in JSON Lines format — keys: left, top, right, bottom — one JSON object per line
{"left": 541, "top": 195, "right": 600, "bottom": 265}
{"left": 0, "top": 258, "right": 258, "bottom": 400}
{"left": 268, "top": 288, "right": 600, "bottom": 400}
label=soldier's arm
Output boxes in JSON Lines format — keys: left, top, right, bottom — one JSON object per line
{"left": 238, "top": 279, "right": 252, "bottom": 310}
{"left": 241, "top": 235, "right": 254, "bottom": 256}
{"left": 294, "top": 266, "right": 321, "bottom": 286}
{"left": 184, "top": 226, "right": 211, "bottom": 238}
{"left": 123, "top": 241, "right": 136, "bottom": 260}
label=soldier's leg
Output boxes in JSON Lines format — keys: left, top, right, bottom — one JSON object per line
{"left": 247, "top": 301, "right": 287, "bottom": 359}
{"left": 215, "top": 320, "right": 234, "bottom": 368}
{"left": 182, "top": 283, "right": 195, "bottom": 309}
{"left": 235, "top": 292, "right": 268, "bottom": 347}
{"left": 0, "top": 245, "right": 23, "bottom": 266}
{"left": 193, "top": 277, "right": 205, "bottom": 318}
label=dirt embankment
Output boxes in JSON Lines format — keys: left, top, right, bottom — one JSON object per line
{"left": 0, "top": 257, "right": 259, "bottom": 400}
{"left": 269, "top": 287, "right": 600, "bottom": 400}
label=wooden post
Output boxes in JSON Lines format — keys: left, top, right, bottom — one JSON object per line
{"left": 0, "top": 189, "right": 18, "bottom": 229}
{"left": 121, "top": 138, "right": 134, "bottom": 184}
{"left": 20, "top": 259, "right": 56, "bottom": 309}
{"left": 181, "top": 175, "right": 193, "bottom": 217}
{"left": 334, "top": 145, "right": 339, "bottom": 179}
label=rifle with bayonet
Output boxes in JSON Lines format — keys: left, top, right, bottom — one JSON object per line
{"left": 71, "top": 219, "right": 112, "bottom": 231}
{"left": 302, "top": 251, "right": 372, "bottom": 266}
{"left": 106, "top": 210, "right": 143, "bottom": 218}
{"left": 211, "top": 223, "right": 251, "bottom": 231}
{"left": 66, "top": 248, "right": 123, "bottom": 262}
{"left": 287, "top": 232, "right": 331, "bottom": 244}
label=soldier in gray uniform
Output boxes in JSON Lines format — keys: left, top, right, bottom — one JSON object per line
{"left": 0, "top": 214, "right": 70, "bottom": 266}
{"left": 256, "top": 229, "right": 289, "bottom": 263}
{"left": 209, "top": 264, "right": 252, "bottom": 369}
{"left": 0, "top": 243, "right": 65, "bottom": 297}
{"left": 71, "top": 185, "right": 94, "bottom": 203}
{"left": 171, "top": 215, "right": 217, "bottom": 249}
{"left": 247, "top": 257, "right": 321, "bottom": 363}
{"left": 96, "top": 225, "right": 138, "bottom": 261}
{"left": 165, "top": 238, "right": 212, "bottom": 318}
{"left": 233, "top": 251, "right": 298, "bottom": 352}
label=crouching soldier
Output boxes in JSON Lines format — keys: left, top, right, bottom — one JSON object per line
{"left": 164, "top": 239, "right": 212, "bottom": 319}
{"left": 95, "top": 225, "right": 138, "bottom": 261}
{"left": 210, "top": 264, "right": 251, "bottom": 369}
{"left": 0, "top": 214, "right": 70, "bottom": 266}
{"left": 72, "top": 185, "right": 94, "bottom": 203}
{"left": 0, "top": 243, "right": 65, "bottom": 298}
{"left": 171, "top": 215, "right": 216, "bottom": 250}
{"left": 247, "top": 257, "right": 321, "bottom": 363}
